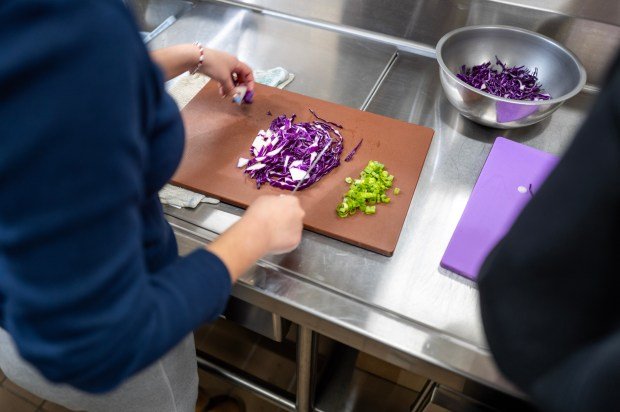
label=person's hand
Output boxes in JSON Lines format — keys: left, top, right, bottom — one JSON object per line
{"left": 242, "top": 195, "right": 305, "bottom": 255}
{"left": 199, "top": 49, "right": 255, "bottom": 97}
{"left": 206, "top": 195, "right": 304, "bottom": 282}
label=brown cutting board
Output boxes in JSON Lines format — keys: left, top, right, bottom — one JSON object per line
{"left": 172, "top": 82, "right": 434, "bottom": 256}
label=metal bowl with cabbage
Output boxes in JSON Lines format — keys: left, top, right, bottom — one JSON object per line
{"left": 436, "top": 25, "right": 586, "bottom": 129}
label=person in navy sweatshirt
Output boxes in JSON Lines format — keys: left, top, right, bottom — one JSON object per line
{"left": 0, "top": 1, "right": 304, "bottom": 411}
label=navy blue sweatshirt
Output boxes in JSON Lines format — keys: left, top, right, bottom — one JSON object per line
{"left": 0, "top": 0, "right": 231, "bottom": 392}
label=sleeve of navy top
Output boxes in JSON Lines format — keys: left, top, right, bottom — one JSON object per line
{"left": 0, "top": 0, "right": 231, "bottom": 393}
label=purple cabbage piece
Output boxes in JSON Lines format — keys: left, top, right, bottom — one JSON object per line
{"left": 456, "top": 57, "right": 551, "bottom": 101}
{"left": 344, "top": 139, "right": 363, "bottom": 162}
{"left": 309, "top": 109, "right": 344, "bottom": 129}
{"left": 243, "top": 89, "right": 254, "bottom": 104}
{"left": 243, "top": 113, "right": 344, "bottom": 191}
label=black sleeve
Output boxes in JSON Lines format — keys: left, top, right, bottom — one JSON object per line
{"left": 478, "top": 50, "right": 620, "bottom": 412}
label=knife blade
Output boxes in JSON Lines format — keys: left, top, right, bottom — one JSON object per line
{"left": 291, "top": 140, "right": 332, "bottom": 194}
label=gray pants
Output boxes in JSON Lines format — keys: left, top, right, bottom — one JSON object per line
{"left": 0, "top": 329, "right": 198, "bottom": 412}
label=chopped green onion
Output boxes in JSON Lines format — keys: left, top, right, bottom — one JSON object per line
{"left": 394, "top": 188, "right": 400, "bottom": 195}
{"left": 336, "top": 160, "right": 395, "bottom": 218}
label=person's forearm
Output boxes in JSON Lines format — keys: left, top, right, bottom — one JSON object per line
{"left": 206, "top": 218, "right": 268, "bottom": 283}
{"left": 149, "top": 44, "right": 201, "bottom": 81}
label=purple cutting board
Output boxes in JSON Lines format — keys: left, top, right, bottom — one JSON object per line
{"left": 440, "top": 137, "right": 559, "bottom": 280}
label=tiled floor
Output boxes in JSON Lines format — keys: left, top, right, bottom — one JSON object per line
{"left": 0, "top": 366, "right": 72, "bottom": 412}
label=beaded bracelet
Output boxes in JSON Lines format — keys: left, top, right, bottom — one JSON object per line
{"left": 190, "top": 41, "right": 204, "bottom": 75}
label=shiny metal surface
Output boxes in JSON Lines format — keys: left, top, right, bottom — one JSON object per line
{"left": 315, "top": 349, "right": 420, "bottom": 412}
{"left": 207, "top": 0, "right": 620, "bottom": 88}
{"left": 222, "top": 296, "right": 290, "bottom": 341}
{"left": 170, "top": 216, "right": 518, "bottom": 396}
{"left": 486, "top": 0, "right": 620, "bottom": 26}
{"left": 127, "top": 0, "right": 193, "bottom": 31}
{"left": 411, "top": 381, "right": 437, "bottom": 412}
{"left": 208, "top": 0, "right": 620, "bottom": 36}
{"left": 149, "top": 1, "right": 396, "bottom": 109}
{"left": 359, "top": 52, "right": 399, "bottom": 111}
{"left": 436, "top": 25, "right": 586, "bottom": 128}
{"left": 361, "top": 50, "right": 592, "bottom": 353}
{"left": 204, "top": 0, "right": 437, "bottom": 58}
{"left": 197, "top": 352, "right": 296, "bottom": 410}
{"left": 159, "top": 0, "right": 606, "bottom": 401}
{"left": 296, "top": 326, "right": 318, "bottom": 412}
{"left": 423, "top": 385, "right": 494, "bottom": 412}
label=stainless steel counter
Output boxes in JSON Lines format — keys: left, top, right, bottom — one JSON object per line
{"left": 134, "top": 0, "right": 615, "bottom": 406}
{"left": 207, "top": 0, "right": 620, "bottom": 88}
{"left": 217, "top": 0, "right": 620, "bottom": 30}
{"left": 149, "top": 1, "right": 396, "bottom": 108}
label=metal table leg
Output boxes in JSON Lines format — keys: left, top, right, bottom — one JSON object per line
{"left": 410, "top": 380, "right": 436, "bottom": 412}
{"left": 296, "top": 325, "right": 318, "bottom": 412}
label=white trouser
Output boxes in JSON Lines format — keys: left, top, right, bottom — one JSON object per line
{"left": 0, "top": 328, "right": 198, "bottom": 412}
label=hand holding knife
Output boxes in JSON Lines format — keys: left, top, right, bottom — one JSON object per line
{"left": 291, "top": 140, "right": 332, "bottom": 194}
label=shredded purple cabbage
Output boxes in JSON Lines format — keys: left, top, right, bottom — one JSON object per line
{"left": 344, "top": 139, "right": 363, "bottom": 162}
{"left": 240, "top": 111, "right": 344, "bottom": 191}
{"left": 308, "top": 109, "right": 344, "bottom": 129}
{"left": 457, "top": 57, "right": 551, "bottom": 101}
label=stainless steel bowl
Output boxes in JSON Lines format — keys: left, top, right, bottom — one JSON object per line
{"left": 436, "top": 25, "right": 586, "bottom": 129}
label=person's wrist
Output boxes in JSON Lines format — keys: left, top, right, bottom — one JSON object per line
{"left": 206, "top": 216, "right": 269, "bottom": 283}
{"left": 196, "top": 47, "right": 216, "bottom": 75}
{"left": 189, "top": 42, "right": 204, "bottom": 75}
{"left": 237, "top": 213, "right": 272, "bottom": 257}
